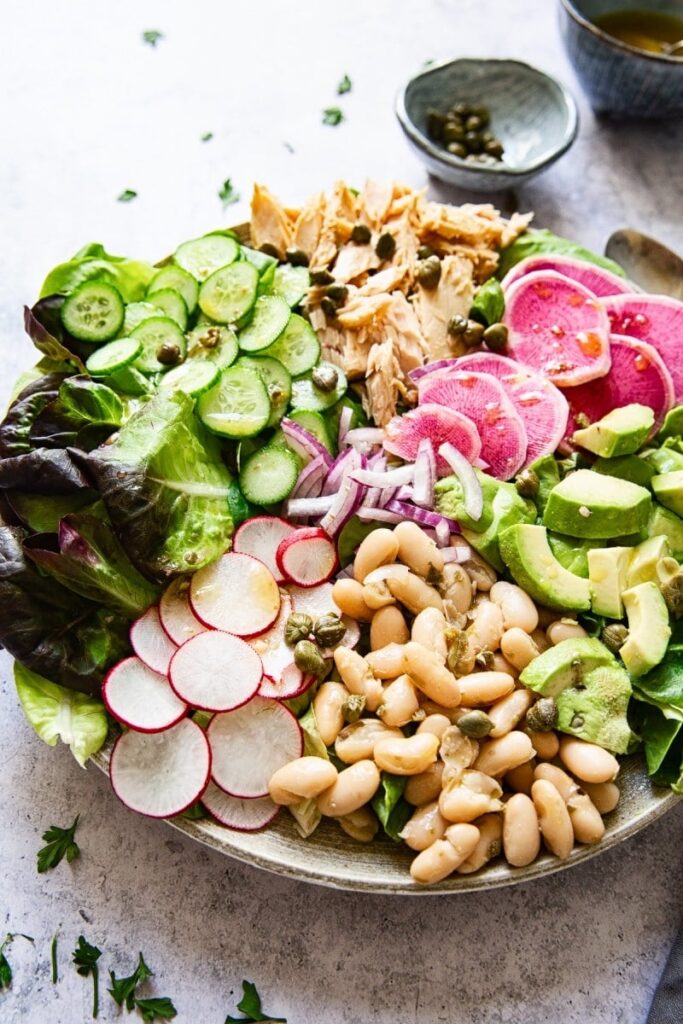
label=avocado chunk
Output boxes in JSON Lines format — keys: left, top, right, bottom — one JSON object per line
{"left": 593, "top": 454, "right": 655, "bottom": 489}
{"left": 498, "top": 524, "right": 591, "bottom": 611}
{"left": 460, "top": 483, "right": 536, "bottom": 572}
{"left": 650, "top": 504, "right": 683, "bottom": 559}
{"left": 548, "top": 533, "right": 600, "bottom": 578}
{"left": 519, "top": 637, "right": 615, "bottom": 698}
{"left": 620, "top": 582, "right": 671, "bottom": 677}
{"left": 588, "top": 547, "right": 632, "bottom": 618}
{"left": 525, "top": 454, "right": 561, "bottom": 514}
{"left": 651, "top": 471, "right": 683, "bottom": 518}
{"left": 573, "top": 403, "right": 654, "bottom": 458}
{"left": 643, "top": 445, "right": 683, "bottom": 474}
{"left": 626, "top": 536, "right": 670, "bottom": 587}
{"left": 543, "top": 469, "right": 651, "bottom": 539}
{"left": 555, "top": 662, "right": 633, "bottom": 753}
{"left": 434, "top": 469, "right": 499, "bottom": 531}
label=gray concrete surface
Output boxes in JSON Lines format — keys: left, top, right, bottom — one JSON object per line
{"left": 1, "top": 1, "right": 682, "bottom": 1021}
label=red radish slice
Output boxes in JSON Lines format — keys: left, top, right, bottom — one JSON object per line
{"left": 287, "top": 581, "right": 341, "bottom": 618}
{"left": 276, "top": 527, "right": 338, "bottom": 588}
{"left": 169, "top": 631, "right": 262, "bottom": 712}
{"left": 159, "top": 578, "right": 207, "bottom": 646}
{"left": 110, "top": 718, "right": 210, "bottom": 818}
{"left": 384, "top": 404, "right": 482, "bottom": 475}
{"left": 103, "top": 657, "right": 187, "bottom": 733}
{"left": 190, "top": 552, "right": 280, "bottom": 637}
{"left": 503, "top": 271, "right": 611, "bottom": 386}
{"left": 603, "top": 293, "right": 683, "bottom": 402}
{"left": 249, "top": 591, "right": 296, "bottom": 684}
{"left": 502, "top": 255, "right": 632, "bottom": 298}
{"left": 561, "top": 334, "right": 675, "bottom": 444}
{"left": 130, "top": 606, "right": 178, "bottom": 676}
{"left": 233, "top": 516, "right": 295, "bottom": 583}
{"left": 201, "top": 780, "right": 279, "bottom": 831}
{"left": 259, "top": 663, "right": 316, "bottom": 699}
{"left": 454, "top": 352, "right": 569, "bottom": 466}
{"left": 208, "top": 695, "right": 303, "bottom": 798}
{"left": 418, "top": 371, "right": 527, "bottom": 480}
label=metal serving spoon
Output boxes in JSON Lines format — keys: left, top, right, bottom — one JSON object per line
{"left": 662, "top": 38, "right": 683, "bottom": 56}
{"left": 605, "top": 228, "right": 683, "bottom": 300}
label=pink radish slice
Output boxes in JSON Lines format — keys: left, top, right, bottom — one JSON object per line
{"left": 169, "top": 631, "right": 262, "bottom": 712}
{"left": 503, "top": 271, "right": 611, "bottom": 387}
{"left": 502, "top": 255, "right": 632, "bottom": 298}
{"left": 159, "top": 578, "right": 207, "bottom": 646}
{"left": 276, "top": 527, "right": 338, "bottom": 588}
{"left": 603, "top": 293, "right": 683, "bottom": 402}
{"left": 233, "top": 516, "right": 295, "bottom": 583}
{"left": 208, "top": 695, "right": 303, "bottom": 798}
{"left": 103, "top": 657, "right": 187, "bottom": 733}
{"left": 109, "top": 717, "right": 211, "bottom": 818}
{"left": 562, "top": 334, "right": 675, "bottom": 443}
{"left": 201, "top": 781, "right": 279, "bottom": 831}
{"left": 418, "top": 371, "right": 527, "bottom": 480}
{"left": 454, "top": 352, "right": 569, "bottom": 465}
{"left": 190, "top": 552, "right": 280, "bottom": 637}
{"left": 130, "top": 606, "right": 178, "bottom": 676}
{"left": 249, "top": 591, "right": 296, "bottom": 684}
{"left": 259, "top": 663, "right": 316, "bottom": 699}
{"left": 384, "top": 404, "right": 482, "bottom": 476}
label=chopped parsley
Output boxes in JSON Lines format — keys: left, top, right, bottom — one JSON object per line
{"left": 224, "top": 980, "right": 286, "bottom": 1023}
{"left": 72, "top": 936, "right": 102, "bottom": 1018}
{"left": 322, "top": 107, "right": 344, "bottom": 127}
{"left": 135, "top": 997, "right": 178, "bottom": 1021}
{"left": 0, "top": 934, "right": 34, "bottom": 991}
{"left": 108, "top": 952, "right": 153, "bottom": 1010}
{"left": 142, "top": 30, "right": 163, "bottom": 47}
{"left": 218, "top": 178, "right": 240, "bottom": 207}
{"left": 117, "top": 189, "right": 138, "bottom": 203}
{"left": 283, "top": 141, "right": 295, "bottom": 154}
{"left": 51, "top": 931, "right": 59, "bottom": 984}
{"left": 37, "top": 815, "right": 80, "bottom": 873}
{"left": 201, "top": 132, "right": 214, "bottom": 142}
{"left": 337, "top": 74, "right": 352, "bottom": 95}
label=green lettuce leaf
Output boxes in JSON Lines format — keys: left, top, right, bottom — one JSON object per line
{"left": 14, "top": 662, "right": 108, "bottom": 766}
{"left": 298, "top": 704, "right": 329, "bottom": 759}
{"left": 337, "top": 516, "right": 381, "bottom": 567}
{"left": 7, "top": 492, "right": 98, "bottom": 534}
{"left": 29, "top": 377, "right": 124, "bottom": 450}
{"left": 470, "top": 278, "right": 505, "bottom": 327}
{"left": 371, "top": 773, "right": 411, "bottom": 842}
{"left": 497, "top": 229, "right": 626, "bottom": 280}
{"left": 40, "top": 243, "right": 155, "bottom": 303}
{"left": 633, "top": 646, "right": 683, "bottom": 714}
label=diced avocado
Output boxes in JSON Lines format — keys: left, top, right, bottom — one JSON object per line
{"left": 555, "top": 662, "right": 633, "bottom": 753}
{"left": 650, "top": 504, "right": 683, "bottom": 559}
{"left": 593, "top": 454, "right": 655, "bottom": 489}
{"left": 498, "top": 524, "right": 591, "bottom": 611}
{"left": 519, "top": 637, "right": 615, "bottom": 698}
{"left": 434, "top": 469, "right": 500, "bottom": 532}
{"left": 573, "top": 403, "right": 654, "bottom": 458}
{"left": 588, "top": 546, "right": 632, "bottom": 618}
{"left": 460, "top": 482, "right": 536, "bottom": 572}
{"left": 543, "top": 469, "right": 651, "bottom": 539}
{"left": 620, "top": 582, "right": 671, "bottom": 677}
{"left": 525, "top": 454, "right": 561, "bottom": 514}
{"left": 626, "top": 536, "right": 670, "bottom": 587}
{"left": 548, "top": 533, "right": 600, "bottom": 578}
{"left": 655, "top": 406, "right": 683, "bottom": 443}
{"left": 651, "top": 471, "right": 683, "bottom": 517}
{"left": 643, "top": 445, "right": 683, "bottom": 474}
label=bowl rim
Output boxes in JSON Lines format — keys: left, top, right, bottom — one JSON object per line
{"left": 559, "top": 0, "right": 683, "bottom": 65}
{"left": 394, "top": 56, "right": 579, "bottom": 179}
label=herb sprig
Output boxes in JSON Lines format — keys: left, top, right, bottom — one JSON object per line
{"left": 322, "top": 107, "right": 344, "bottom": 127}
{"left": 218, "top": 179, "right": 240, "bottom": 207}
{"left": 337, "top": 74, "right": 352, "bottom": 95}
{"left": 72, "top": 936, "right": 102, "bottom": 1018}
{"left": 225, "top": 980, "right": 286, "bottom": 1023}
{"left": 37, "top": 815, "right": 80, "bottom": 873}
{"left": 142, "top": 30, "right": 163, "bottom": 47}
{"left": 117, "top": 190, "right": 138, "bottom": 203}
{"left": 0, "top": 933, "right": 34, "bottom": 991}
{"left": 109, "top": 952, "right": 177, "bottom": 1020}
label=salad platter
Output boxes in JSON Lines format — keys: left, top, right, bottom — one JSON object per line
{"left": 4, "top": 180, "right": 682, "bottom": 893}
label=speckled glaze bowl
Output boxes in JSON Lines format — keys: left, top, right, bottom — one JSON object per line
{"left": 395, "top": 58, "right": 579, "bottom": 192}
{"left": 559, "top": 0, "right": 683, "bottom": 117}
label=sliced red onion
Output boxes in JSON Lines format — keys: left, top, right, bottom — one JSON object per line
{"left": 394, "top": 485, "right": 414, "bottom": 502}
{"left": 412, "top": 439, "right": 436, "bottom": 509}
{"left": 291, "top": 454, "right": 327, "bottom": 500}
{"left": 442, "top": 544, "right": 472, "bottom": 563}
{"left": 345, "top": 427, "right": 385, "bottom": 447}
{"left": 337, "top": 405, "right": 354, "bottom": 450}
{"left": 384, "top": 499, "right": 460, "bottom": 533}
{"left": 322, "top": 448, "right": 363, "bottom": 496}
{"left": 286, "top": 495, "right": 335, "bottom": 518}
{"left": 281, "top": 418, "right": 333, "bottom": 467}
{"left": 435, "top": 519, "right": 450, "bottom": 548}
{"left": 439, "top": 442, "right": 484, "bottom": 522}
{"left": 408, "top": 358, "right": 460, "bottom": 384}
{"left": 351, "top": 464, "right": 414, "bottom": 488}
{"left": 361, "top": 486, "right": 382, "bottom": 509}
{"left": 320, "top": 472, "right": 365, "bottom": 536}
{"left": 356, "top": 507, "right": 403, "bottom": 525}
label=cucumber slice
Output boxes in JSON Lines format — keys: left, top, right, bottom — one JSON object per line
{"left": 145, "top": 287, "right": 188, "bottom": 330}
{"left": 239, "top": 443, "right": 300, "bottom": 505}
{"left": 175, "top": 234, "right": 239, "bottom": 281}
{"left": 241, "top": 246, "right": 278, "bottom": 276}
{"left": 290, "top": 362, "right": 348, "bottom": 411}
{"left": 186, "top": 323, "right": 239, "bottom": 369}
{"left": 273, "top": 264, "right": 310, "bottom": 307}
{"left": 238, "top": 356, "right": 292, "bottom": 428}
{"left": 238, "top": 295, "right": 291, "bottom": 353}
{"left": 265, "top": 314, "right": 320, "bottom": 376}
{"left": 197, "top": 365, "right": 270, "bottom": 438}
{"left": 110, "top": 365, "right": 152, "bottom": 396}
{"left": 159, "top": 359, "right": 220, "bottom": 397}
{"left": 289, "top": 409, "right": 335, "bottom": 453}
{"left": 199, "top": 262, "right": 259, "bottom": 324}
{"left": 257, "top": 262, "right": 277, "bottom": 296}
{"left": 130, "top": 316, "right": 187, "bottom": 374}
{"left": 123, "top": 300, "right": 163, "bottom": 335}
{"left": 60, "top": 280, "right": 124, "bottom": 343}
{"left": 86, "top": 337, "right": 142, "bottom": 376}
{"left": 148, "top": 265, "right": 199, "bottom": 315}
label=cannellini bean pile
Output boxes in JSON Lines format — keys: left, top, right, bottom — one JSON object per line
{"left": 267, "top": 522, "right": 621, "bottom": 885}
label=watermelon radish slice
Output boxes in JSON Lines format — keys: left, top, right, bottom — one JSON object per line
{"left": 418, "top": 371, "right": 527, "bottom": 479}
{"left": 159, "top": 578, "right": 207, "bottom": 646}
{"left": 103, "top": 656, "right": 187, "bottom": 733}
{"left": 276, "top": 527, "right": 338, "bottom": 587}
{"left": 201, "top": 781, "right": 279, "bottom": 831}
{"left": 384, "top": 404, "right": 482, "bottom": 475}
{"left": 169, "top": 630, "right": 262, "bottom": 712}
{"left": 603, "top": 294, "right": 683, "bottom": 402}
{"left": 208, "top": 695, "right": 303, "bottom": 799}
{"left": 503, "top": 271, "right": 611, "bottom": 387}
{"left": 190, "top": 552, "right": 280, "bottom": 637}
{"left": 249, "top": 591, "right": 296, "bottom": 685}
{"left": 454, "top": 352, "right": 569, "bottom": 466}
{"left": 233, "top": 515, "right": 296, "bottom": 583}
{"left": 562, "top": 333, "right": 675, "bottom": 444}
{"left": 130, "top": 606, "right": 178, "bottom": 676}
{"left": 259, "top": 662, "right": 316, "bottom": 700}
{"left": 502, "top": 255, "right": 632, "bottom": 298}
{"left": 109, "top": 717, "right": 211, "bottom": 818}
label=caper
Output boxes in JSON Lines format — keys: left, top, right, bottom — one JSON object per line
{"left": 526, "top": 697, "right": 558, "bottom": 733}
{"left": 285, "top": 246, "right": 310, "bottom": 267}
{"left": 375, "top": 232, "right": 396, "bottom": 261}
{"left": 342, "top": 693, "right": 366, "bottom": 723}
{"left": 457, "top": 710, "right": 494, "bottom": 739}
{"left": 444, "top": 123, "right": 466, "bottom": 144}
{"left": 350, "top": 223, "right": 372, "bottom": 245}
{"left": 445, "top": 626, "right": 468, "bottom": 673}
{"left": 466, "top": 114, "right": 483, "bottom": 132}
{"left": 462, "top": 320, "right": 485, "bottom": 347}
{"left": 284, "top": 612, "right": 314, "bottom": 646}
{"left": 310, "top": 269, "right": 335, "bottom": 286}
{"left": 324, "top": 284, "right": 348, "bottom": 302}
{"left": 157, "top": 342, "right": 182, "bottom": 366}
{"left": 259, "top": 242, "right": 282, "bottom": 259}
{"left": 453, "top": 101, "right": 470, "bottom": 117}
{"left": 481, "top": 130, "right": 495, "bottom": 144}
{"left": 426, "top": 108, "right": 446, "bottom": 140}
{"left": 483, "top": 323, "right": 509, "bottom": 353}
{"left": 199, "top": 326, "right": 222, "bottom": 349}
{"left": 484, "top": 139, "right": 504, "bottom": 159}
{"left": 417, "top": 245, "right": 436, "bottom": 261}
{"left": 293, "top": 639, "right": 328, "bottom": 678}
{"left": 601, "top": 623, "right": 630, "bottom": 653}
{"left": 313, "top": 613, "right": 347, "bottom": 648}
{"left": 464, "top": 130, "right": 482, "bottom": 152}
{"left": 416, "top": 255, "right": 442, "bottom": 289}
{"left": 662, "top": 570, "right": 683, "bottom": 618}
{"left": 320, "top": 297, "right": 338, "bottom": 318}
{"left": 447, "top": 313, "right": 469, "bottom": 337}
{"left": 471, "top": 104, "right": 490, "bottom": 124}
{"left": 515, "top": 467, "right": 540, "bottom": 498}
{"left": 312, "top": 365, "right": 339, "bottom": 392}
{"left": 447, "top": 142, "right": 467, "bottom": 158}
{"left": 475, "top": 649, "right": 495, "bottom": 670}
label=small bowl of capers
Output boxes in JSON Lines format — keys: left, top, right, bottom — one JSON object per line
{"left": 395, "top": 58, "right": 579, "bottom": 192}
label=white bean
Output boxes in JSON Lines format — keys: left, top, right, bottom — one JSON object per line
{"left": 559, "top": 737, "right": 619, "bottom": 784}
{"left": 457, "top": 813, "right": 503, "bottom": 873}
{"left": 362, "top": 579, "right": 396, "bottom": 610}
{"left": 333, "top": 647, "right": 383, "bottom": 711}
{"left": 439, "top": 725, "right": 479, "bottom": 781}
{"left": 567, "top": 791, "right": 605, "bottom": 845}
{"left": 529, "top": 729, "right": 560, "bottom": 761}
{"left": 331, "top": 578, "right": 373, "bottom": 621}
{"left": 411, "top": 607, "right": 448, "bottom": 662}
{"left": 488, "top": 689, "right": 533, "bottom": 738}
{"left": 581, "top": 780, "right": 620, "bottom": 814}
{"left": 467, "top": 600, "right": 504, "bottom": 654}
{"left": 313, "top": 681, "right": 348, "bottom": 746}
{"left": 335, "top": 719, "right": 402, "bottom": 764}
{"left": 354, "top": 528, "right": 399, "bottom": 583}
{"left": 439, "top": 770, "right": 503, "bottom": 823}
{"left": 378, "top": 674, "right": 420, "bottom": 728}
{"left": 456, "top": 671, "right": 515, "bottom": 706}
{"left": 268, "top": 757, "right": 338, "bottom": 805}
{"left": 440, "top": 563, "right": 473, "bottom": 619}
{"left": 417, "top": 714, "right": 452, "bottom": 739}
{"left": 500, "top": 627, "right": 540, "bottom": 671}
{"left": 474, "top": 731, "right": 535, "bottom": 777}
{"left": 505, "top": 759, "right": 537, "bottom": 796}
{"left": 503, "top": 793, "right": 541, "bottom": 867}
{"left": 533, "top": 762, "right": 577, "bottom": 801}
{"left": 394, "top": 520, "right": 444, "bottom": 579}
{"left": 402, "top": 642, "right": 461, "bottom": 708}
{"left": 365, "top": 643, "right": 406, "bottom": 679}
{"left": 373, "top": 733, "right": 440, "bottom": 776}
{"left": 546, "top": 618, "right": 588, "bottom": 645}
{"left": 338, "top": 806, "right": 378, "bottom": 843}
{"left": 445, "top": 822, "right": 481, "bottom": 864}
{"left": 404, "top": 761, "right": 444, "bottom": 806}
{"left": 317, "top": 760, "right": 380, "bottom": 817}
{"left": 370, "top": 605, "right": 409, "bottom": 650}
{"left": 400, "top": 801, "right": 448, "bottom": 851}
{"left": 490, "top": 582, "right": 539, "bottom": 634}
{"left": 410, "top": 839, "right": 462, "bottom": 884}
{"left": 387, "top": 571, "right": 444, "bottom": 614}
{"left": 531, "top": 779, "right": 574, "bottom": 859}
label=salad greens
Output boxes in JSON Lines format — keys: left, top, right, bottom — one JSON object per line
{"left": 40, "top": 243, "right": 155, "bottom": 303}
{"left": 15, "top": 663, "right": 108, "bottom": 763}
{"left": 469, "top": 277, "right": 505, "bottom": 327}
{"left": 497, "top": 228, "right": 627, "bottom": 280}
{"left": 224, "top": 980, "right": 286, "bottom": 1023}
{"left": 371, "top": 773, "right": 412, "bottom": 842}
{"left": 36, "top": 815, "right": 81, "bottom": 873}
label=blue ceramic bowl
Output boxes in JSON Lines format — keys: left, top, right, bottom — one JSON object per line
{"left": 395, "top": 58, "right": 579, "bottom": 193}
{"left": 559, "top": 0, "right": 683, "bottom": 117}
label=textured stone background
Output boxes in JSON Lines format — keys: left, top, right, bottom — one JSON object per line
{"left": 1, "top": 1, "right": 682, "bottom": 1021}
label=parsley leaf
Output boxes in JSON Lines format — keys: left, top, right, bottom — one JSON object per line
{"left": 117, "top": 189, "right": 138, "bottom": 203}
{"left": 337, "top": 74, "right": 352, "bottom": 95}
{"left": 142, "top": 30, "right": 163, "bottom": 47}
{"left": 109, "top": 952, "right": 153, "bottom": 1010}
{"left": 225, "top": 979, "right": 287, "bottom": 1023}
{"left": 135, "top": 996, "right": 178, "bottom": 1021}
{"left": 0, "top": 934, "right": 33, "bottom": 991}
{"left": 322, "top": 107, "right": 344, "bottom": 127}
{"left": 201, "top": 132, "right": 214, "bottom": 142}
{"left": 218, "top": 179, "right": 240, "bottom": 207}
{"left": 37, "top": 815, "right": 80, "bottom": 873}
{"left": 72, "top": 935, "right": 102, "bottom": 1018}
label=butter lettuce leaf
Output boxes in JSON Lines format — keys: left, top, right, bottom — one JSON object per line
{"left": 497, "top": 229, "right": 627, "bottom": 280}
{"left": 40, "top": 243, "right": 155, "bottom": 303}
